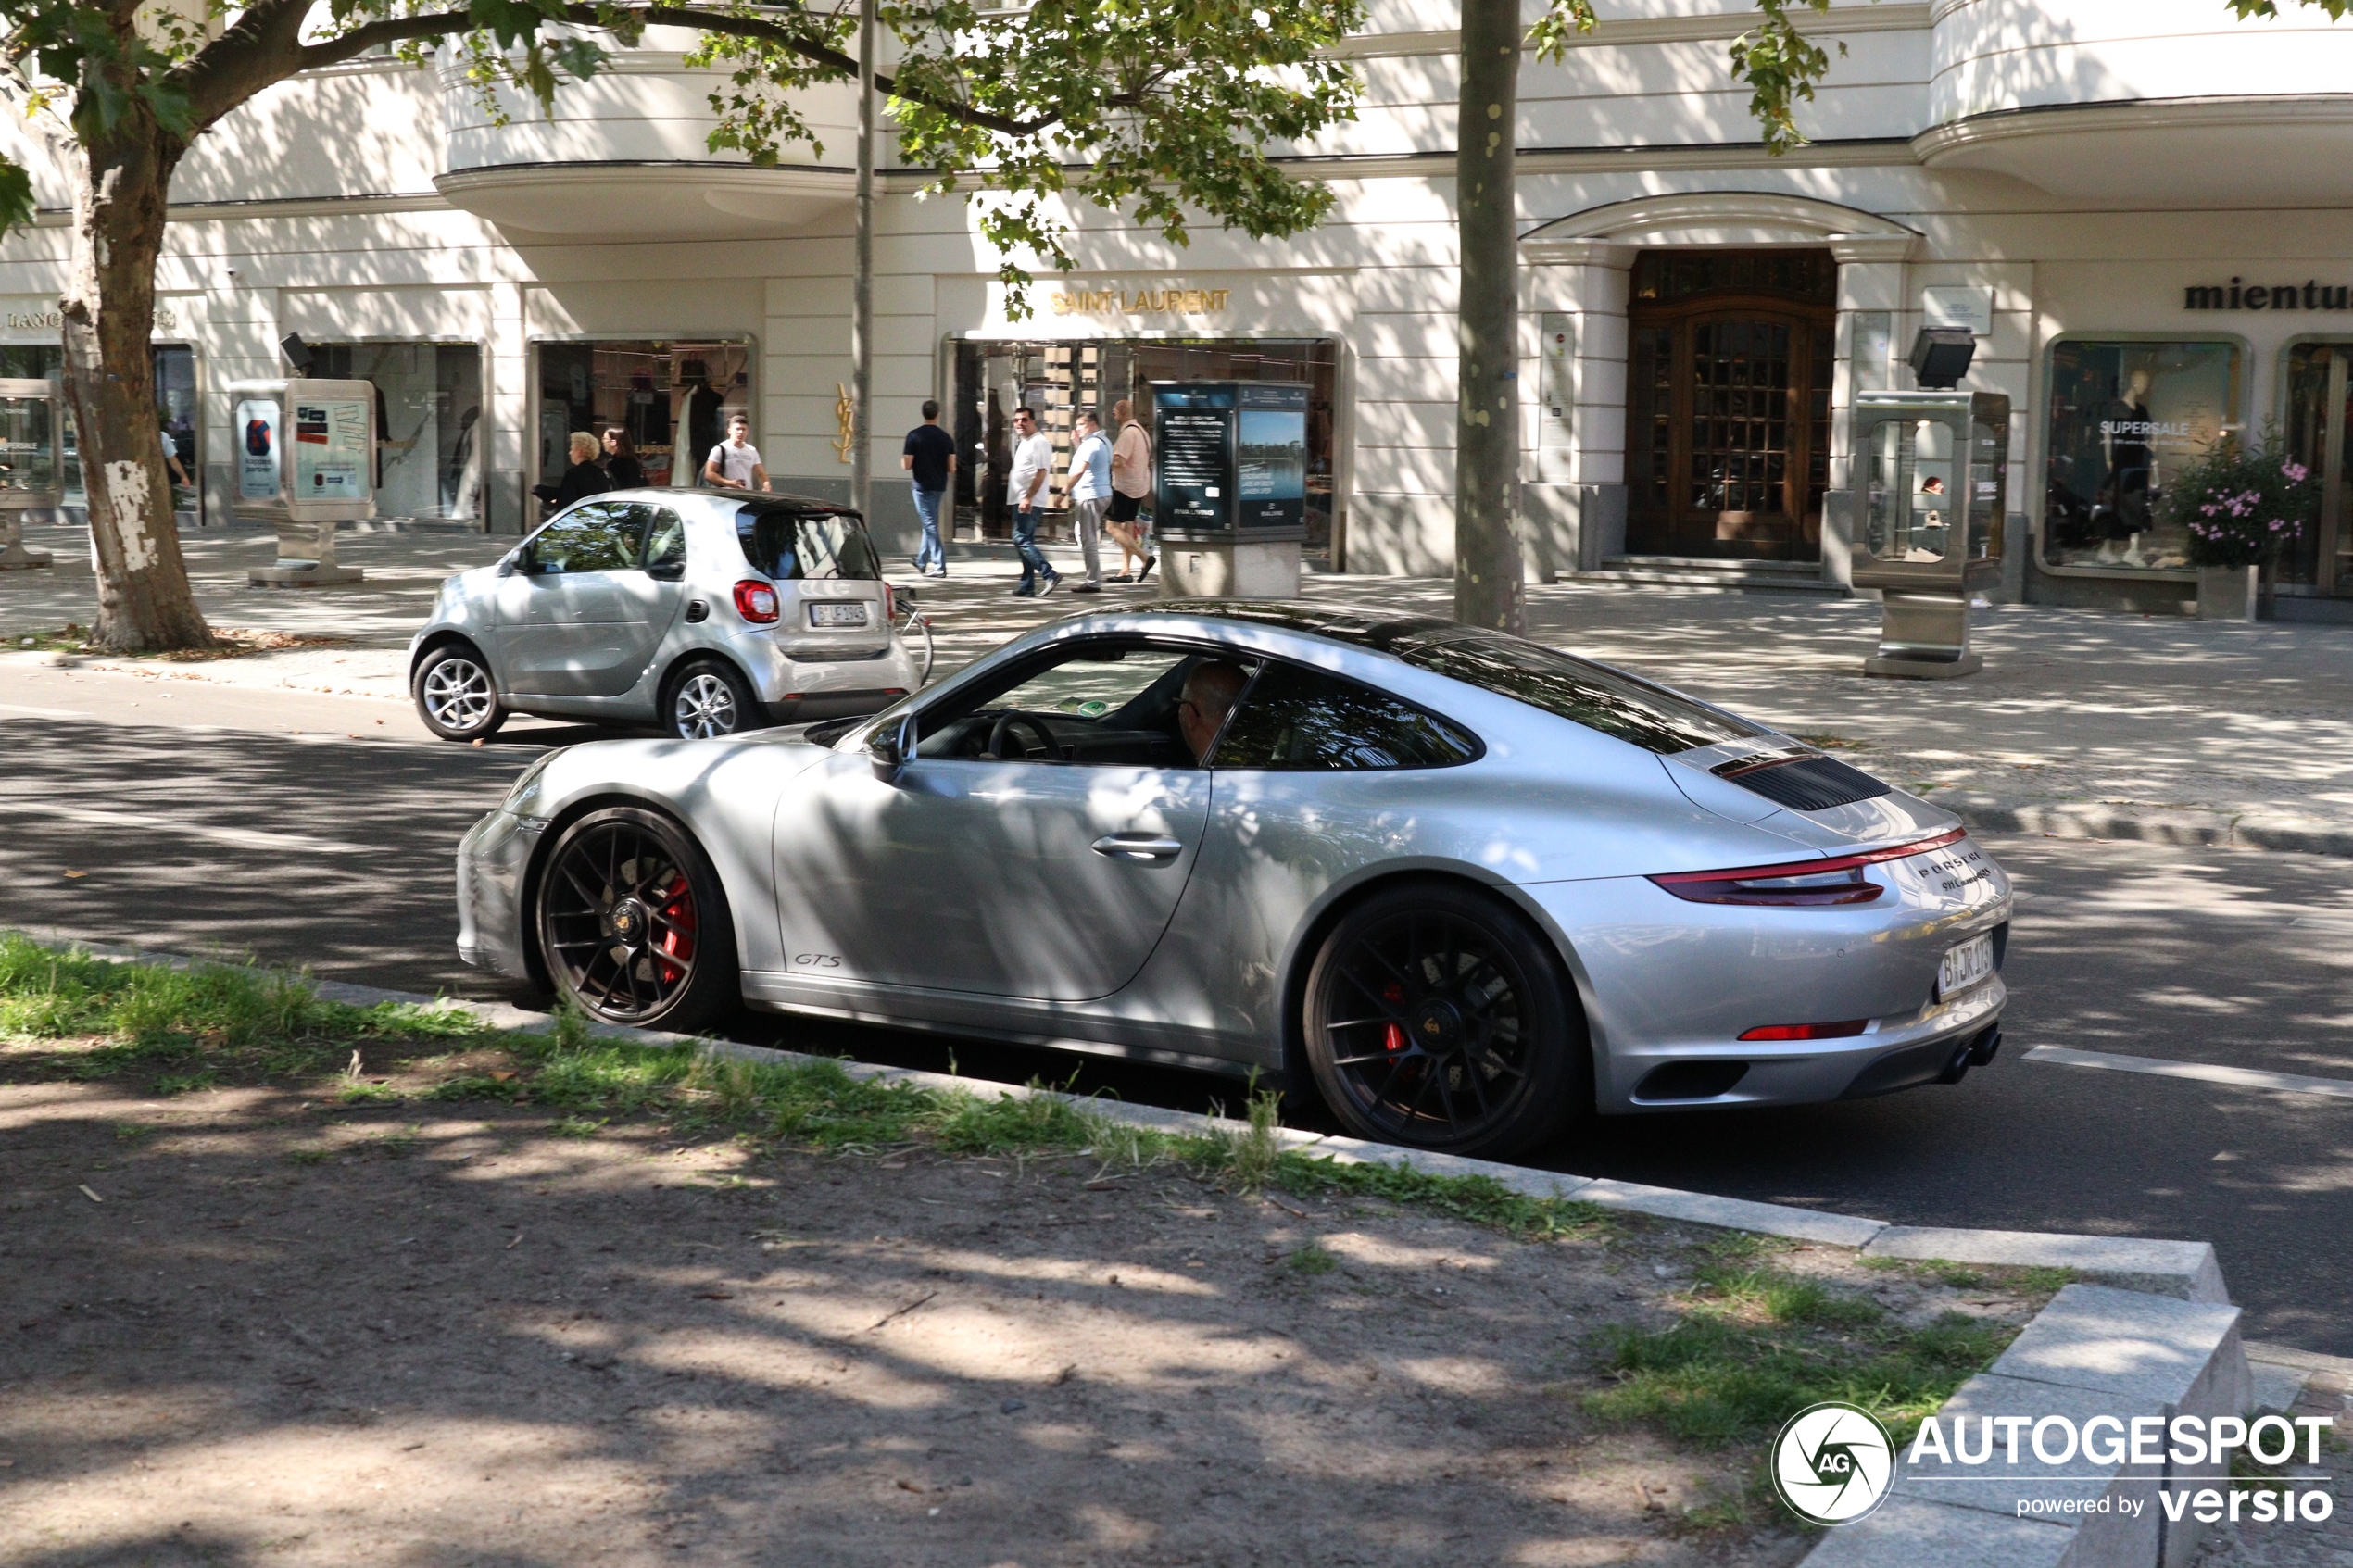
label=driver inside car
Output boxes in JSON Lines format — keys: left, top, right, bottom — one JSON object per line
{"left": 1176, "top": 660, "right": 1249, "bottom": 764}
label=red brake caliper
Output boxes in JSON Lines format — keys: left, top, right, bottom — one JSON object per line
{"left": 655, "top": 874, "right": 696, "bottom": 984}
{"left": 1382, "top": 982, "right": 1407, "bottom": 1053}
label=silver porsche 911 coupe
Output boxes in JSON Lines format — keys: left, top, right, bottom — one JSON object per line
{"left": 454, "top": 601, "right": 2010, "bottom": 1159}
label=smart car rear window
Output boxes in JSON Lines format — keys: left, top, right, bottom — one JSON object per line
{"left": 736, "top": 507, "right": 881, "bottom": 581}
{"left": 1386, "top": 625, "right": 1762, "bottom": 756}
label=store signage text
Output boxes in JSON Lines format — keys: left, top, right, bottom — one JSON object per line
{"left": 4, "top": 304, "right": 180, "bottom": 331}
{"left": 1050, "top": 285, "right": 1232, "bottom": 318}
{"left": 2185, "top": 278, "right": 2353, "bottom": 311}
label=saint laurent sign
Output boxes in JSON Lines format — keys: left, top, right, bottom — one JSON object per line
{"left": 4, "top": 303, "right": 181, "bottom": 332}
{"left": 2184, "top": 278, "right": 2353, "bottom": 311}
{"left": 1050, "top": 285, "right": 1232, "bottom": 317}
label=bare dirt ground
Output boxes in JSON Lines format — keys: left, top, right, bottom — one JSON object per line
{"left": 0, "top": 1036, "right": 2049, "bottom": 1568}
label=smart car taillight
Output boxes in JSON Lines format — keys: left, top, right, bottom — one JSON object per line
{"left": 1648, "top": 828, "right": 1966, "bottom": 908}
{"left": 734, "top": 580, "right": 780, "bottom": 623}
{"left": 1739, "top": 1020, "right": 1869, "bottom": 1041}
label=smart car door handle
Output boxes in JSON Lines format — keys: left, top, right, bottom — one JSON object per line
{"left": 1091, "top": 834, "right": 1184, "bottom": 861}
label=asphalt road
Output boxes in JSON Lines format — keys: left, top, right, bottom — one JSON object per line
{"left": 4, "top": 661, "right": 2348, "bottom": 1353}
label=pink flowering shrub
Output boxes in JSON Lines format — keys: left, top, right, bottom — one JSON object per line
{"left": 2163, "top": 429, "right": 2322, "bottom": 569}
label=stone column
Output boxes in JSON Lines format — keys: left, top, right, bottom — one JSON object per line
{"left": 1823, "top": 237, "right": 1916, "bottom": 590}
{"left": 1518, "top": 239, "right": 1635, "bottom": 579}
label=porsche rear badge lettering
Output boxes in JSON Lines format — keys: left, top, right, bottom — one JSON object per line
{"left": 792, "top": 953, "right": 843, "bottom": 969}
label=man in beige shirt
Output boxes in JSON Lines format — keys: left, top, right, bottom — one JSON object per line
{"left": 1106, "top": 397, "right": 1155, "bottom": 583}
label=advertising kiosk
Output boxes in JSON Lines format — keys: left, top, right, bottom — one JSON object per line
{"left": 1151, "top": 382, "right": 1308, "bottom": 598}
{"left": 1851, "top": 388, "right": 2009, "bottom": 679}
{"left": 0, "top": 376, "right": 62, "bottom": 570}
{"left": 228, "top": 378, "right": 375, "bottom": 586}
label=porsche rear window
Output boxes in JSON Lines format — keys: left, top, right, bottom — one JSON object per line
{"left": 736, "top": 507, "right": 881, "bottom": 581}
{"left": 1387, "top": 625, "right": 1762, "bottom": 755}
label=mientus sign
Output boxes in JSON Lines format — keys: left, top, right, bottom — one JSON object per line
{"left": 2185, "top": 277, "right": 2353, "bottom": 311}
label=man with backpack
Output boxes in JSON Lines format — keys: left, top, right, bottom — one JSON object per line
{"left": 1107, "top": 397, "right": 1155, "bottom": 583}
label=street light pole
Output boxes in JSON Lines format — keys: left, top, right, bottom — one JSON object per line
{"left": 849, "top": 0, "right": 877, "bottom": 523}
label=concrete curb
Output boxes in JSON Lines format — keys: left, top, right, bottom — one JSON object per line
{"left": 36, "top": 937, "right": 2308, "bottom": 1568}
{"left": 1948, "top": 792, "right": 2353, "bottom": 860}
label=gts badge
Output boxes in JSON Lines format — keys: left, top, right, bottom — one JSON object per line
{"left": 792, "top": 953, "right": 844, "bottom": 970}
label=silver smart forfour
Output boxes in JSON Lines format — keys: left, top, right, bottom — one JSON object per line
{"left": 452, "top": 601, "right": 2013, "bottom": 1160}
{"left": 408, "top": 491, "right": 923, "bottom": 743}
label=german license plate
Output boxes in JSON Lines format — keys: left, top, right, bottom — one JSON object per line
{"left": 808, "top": 602, "right": 869, "bottom": 628}
{"left": 1939, "top": 933, "right": 1995, "bottom": 999}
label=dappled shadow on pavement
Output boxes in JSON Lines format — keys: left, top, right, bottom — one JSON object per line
{"left": 0, "top": 1080, "right": 1797, "bottom": 1568}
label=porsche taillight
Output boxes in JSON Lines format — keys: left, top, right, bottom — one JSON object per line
{"left": 1647, "top": 828, "right": 1966, "bottom": 909}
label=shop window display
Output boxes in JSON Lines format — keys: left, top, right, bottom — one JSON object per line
{"left": 535, "top": 341, "right": 750, "bottom": 507}
{"left": 0, "top": 343, "right": 200, "bottom": 521}
{"left": 2044, "top": 340, "right": 2240, "bottom": 571}
{"left": 950, "top": 337, "right": 1339, "bottom": 557}
{"left": 308, "top": 344, "right": 483, "bottom": 521}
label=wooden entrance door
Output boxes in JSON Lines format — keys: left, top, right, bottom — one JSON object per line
{"left": 1624, "top": 250, "right": 1835, "bottom": 562}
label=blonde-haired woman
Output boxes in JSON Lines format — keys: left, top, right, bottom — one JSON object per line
{"left": 533, "top": 431, "right": 614, "bottom": 513}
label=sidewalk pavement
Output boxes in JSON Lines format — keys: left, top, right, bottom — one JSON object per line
{"left": 6, "top": 518, "right": 2351, "bottom": 858}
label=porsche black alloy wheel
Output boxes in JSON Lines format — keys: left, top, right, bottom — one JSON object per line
{"left": 1302, "top": 884, "right": 1589, "bottom": 1160}
{"left": 536, "top": 807, "right": 736, "bottom": 1031}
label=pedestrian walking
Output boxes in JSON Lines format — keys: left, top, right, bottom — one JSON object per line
{"left": 600, "top": 426, "right": 645, "bottom": 488}
{"left": 1107, "top": 397, "right": 1155, "bottom": 583}
{"left": 900, "top": 398, "right": 957, "bottom": 577}
{"left": 1065, "top": 409, "right": 1113, "bottom": 594}
{"left": 702, "top": 412, "right": 770, "bottom": 492}
{"left": 531, "top": 431, "right": 613, "bottom": 512}
{"left": 1006, "top": 405, "right": 1059, "bottom": 597}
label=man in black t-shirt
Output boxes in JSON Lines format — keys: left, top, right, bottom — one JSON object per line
{"left": 900, "top": 399, "right": 958, "bottom": 576}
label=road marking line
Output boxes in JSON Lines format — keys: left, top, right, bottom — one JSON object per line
{"left": 0, "top": 701, "right": 91, "bottom": 718}
{"left": 0, "top": 797, "right": 381, "bottom": 857}
{"left": 2024, "top": 1044, "right": 2353, "bottom": 1101}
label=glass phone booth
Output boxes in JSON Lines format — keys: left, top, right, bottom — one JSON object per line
{"left": 1853, "top": 390, "right": 2008, "bottom": 678}
{"left": 0, "top": 376, "right": 61, "bottom": 570}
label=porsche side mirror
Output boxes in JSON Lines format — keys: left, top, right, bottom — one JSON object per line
{"left": 869, "top": 713, "right": 918, "bottom": 783}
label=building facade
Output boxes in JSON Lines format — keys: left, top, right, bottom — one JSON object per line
{"left": 5, "top": 0, "right": 2353, "bottom": 614}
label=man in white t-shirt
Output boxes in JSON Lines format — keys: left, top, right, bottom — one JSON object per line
{"left": 702, "top": 413, "right": 770, "bottom": 491}
{"left": 1005, "top": 405, "right": 1059, "bottom": 597}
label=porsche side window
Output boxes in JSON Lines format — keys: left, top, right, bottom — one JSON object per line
{"left": 912, "top": 642, "right": 1250, "bottom": 768}
{"left": 528, "top": 503, "right": 642, "bottom": 574}
{"left": 1212, "top": 662, "right": 1480, "bottom": 771}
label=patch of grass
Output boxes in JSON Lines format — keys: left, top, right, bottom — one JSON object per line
{"left": 1285, "top": 1242, "right": 1338, "bottom": 1276}
{"left": 336, "top": 1083, "right": 403, "bottom": 1104}
{"left": 153, "top": 1071, "right": 220, "bottom": 1096}
{"left": 285, "top": 1148, "right": 332, "bottom": 1166}
{"left": 112, "top": 1123, "right": 155, "bottom": 1142}
{"left": 1267, "top": 1153, "right": 1610, "bottom": 1243}
{"left": 549, "top": 1116, "right": 608, "bottom": 1138}
{"left": 1586, "top": 1261, "right": 2018, "bottom": 1449}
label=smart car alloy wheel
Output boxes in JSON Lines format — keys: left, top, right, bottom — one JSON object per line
{"left": 413, "top": 645, "right": 506, "bottom": 742}
{"left": 1302, "top": 884, "right": 1588, "bottom": 1160}
{"left": 667, "top": 659, "right": 757, "bottom": 740}
{"left": 536, "top": 807, "right": 736, "bottom": 1030}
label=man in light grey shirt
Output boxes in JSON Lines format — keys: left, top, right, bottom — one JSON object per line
{"left": 1065, "top": 410, "right": 1112, "bottom": 594}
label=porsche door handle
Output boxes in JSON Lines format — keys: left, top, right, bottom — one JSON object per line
{"left": 1090, "top": 834, "right": 1185, "bottom": 861}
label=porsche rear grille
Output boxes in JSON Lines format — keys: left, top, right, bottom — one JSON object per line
{"left": 1716, "top": 754, "right": 1894, "bottom": 812}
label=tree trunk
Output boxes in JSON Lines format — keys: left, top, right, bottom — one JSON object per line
{"left": 849, "top": 0, "right": 878, "bottom": 523}
{"left": 1453, "top": 0, "right": 1525, "bottom": 633}
{"left": 59, "top": 127, "right": 212, "bottom": 652}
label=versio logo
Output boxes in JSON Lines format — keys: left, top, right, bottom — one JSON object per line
{"left": 1772, "top": 1402, "right": 1895, "bottom": 1525}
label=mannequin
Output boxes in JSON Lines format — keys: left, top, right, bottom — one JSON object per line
{"left": 2095, "top": 368, "right": 2155, "bottom": 565}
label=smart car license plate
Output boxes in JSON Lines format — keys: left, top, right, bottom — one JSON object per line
{"left": 808, "top": 602, "right": 869, "bottom": 628}
{"left": 1939, "top": 933, "right": 1994, "bottom": 999}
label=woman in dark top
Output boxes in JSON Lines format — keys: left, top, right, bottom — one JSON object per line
{"left": 532, "top": 431, "right": 612, "bottom": 511}
{"left": 602, "top": 426, "right": 646, "bottom": 489}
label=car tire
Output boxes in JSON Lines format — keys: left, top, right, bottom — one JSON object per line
{"left": 1301, "top": 882, "right": 1592, "bottom": 1160}
{"left": 535, "top": 806, "right": 737, "bottom": 1032}
{"left": 664, "top": 658, "right": 763, "bottom": 740}
{"left": 413, "top": 643, "right": 507, "bottom": 742}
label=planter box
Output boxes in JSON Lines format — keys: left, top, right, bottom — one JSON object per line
{"left": 2196, "top": 563, "right": 2259, "bottom": 621}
